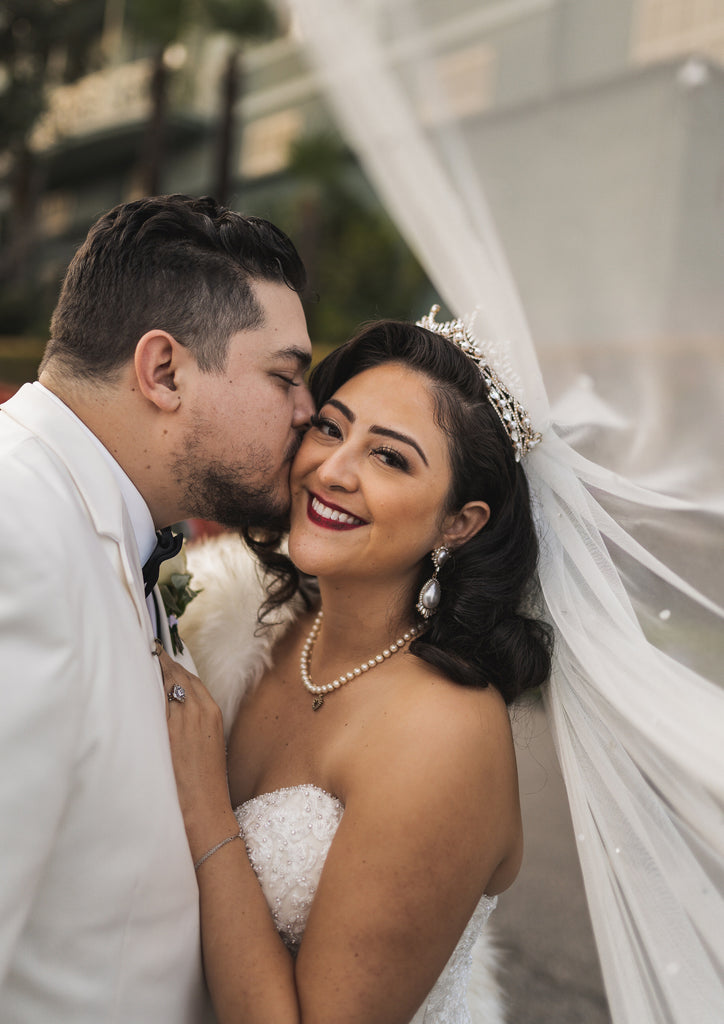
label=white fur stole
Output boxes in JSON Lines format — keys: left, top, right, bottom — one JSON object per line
{"left": 180, "top": 533, "right": 301, "bottom": 739}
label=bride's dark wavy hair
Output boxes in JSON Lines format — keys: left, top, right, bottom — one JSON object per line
{"left": 246, "top": 319, "right": 552, "bottom": 705}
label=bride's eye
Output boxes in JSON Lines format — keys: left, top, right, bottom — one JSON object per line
{"left": 310, "top": 413, "right": 342, "bottom": 439}
{"left": 373, "top": 446, "right": 409, "bottom": 471}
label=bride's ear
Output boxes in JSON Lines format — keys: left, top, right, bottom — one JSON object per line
{"left": 440, "top": 500, "right": 490, "bottom": 550}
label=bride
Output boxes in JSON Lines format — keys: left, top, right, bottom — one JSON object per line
{"left": 159, "top": 314, "right": 551, "bottom": 1024}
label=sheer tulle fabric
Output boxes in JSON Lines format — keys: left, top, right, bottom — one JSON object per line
{"left": 285, "top": 2, "right": 724, "bottom": 1020}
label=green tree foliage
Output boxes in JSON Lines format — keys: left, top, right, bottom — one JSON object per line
{"left": 0, "top": 6, "right": 427, "bottom": 353}
{"left": 0, "top": 0, "right": 106, "bottom": 151}
{"left": 0, "top": 0, "right": 106, "bottom": 313}
{"left": 200, "top": 0, "right": 277, "bottom": 38}
{"left": 270, "top": 133, "right": 431, "bottom": 349}
{"left": 201, "top": 0, "right": 280, "bottom": 204}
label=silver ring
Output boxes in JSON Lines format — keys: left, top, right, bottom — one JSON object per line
{"left": 168, "top": 683, "right": 186, "bottom": 704}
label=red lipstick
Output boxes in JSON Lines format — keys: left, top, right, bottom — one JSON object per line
{"left": 307, "top": 492, "right": 366, "bottom": 531}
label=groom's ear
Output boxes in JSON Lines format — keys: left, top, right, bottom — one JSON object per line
{"left": 134, "top": 331, "right": 184, "bottom": 412}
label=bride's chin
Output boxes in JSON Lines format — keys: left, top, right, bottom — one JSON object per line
{"left": 288, "top": 531, "right": 347, "bottom": 582}
{"left": 287, "top": 532, "right": 319, "bottom": 578}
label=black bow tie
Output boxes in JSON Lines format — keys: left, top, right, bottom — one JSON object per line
{"left": 142, "top": 528, "right": 184, "bottom": 598}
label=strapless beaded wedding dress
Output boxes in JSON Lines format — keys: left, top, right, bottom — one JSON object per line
{"left": 236, "top": 783, "right": 498, "bottom": 1024}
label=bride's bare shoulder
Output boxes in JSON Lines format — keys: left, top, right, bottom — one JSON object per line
{"left": 393, "top": 655, "right": 512, "bottom": 744}
{"left": 346, "top": 655, "right": 518, "bottom": 812}
{"left": 343, "top": 658, "right": 522, "bottom": 889}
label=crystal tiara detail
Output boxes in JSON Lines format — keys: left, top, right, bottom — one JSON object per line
{"left": 416, "top": 305, "right": 541, "bottom": 461}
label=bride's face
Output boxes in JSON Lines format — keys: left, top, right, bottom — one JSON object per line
{"left": 289, "top": 362, "right": 455, "bottom": 592}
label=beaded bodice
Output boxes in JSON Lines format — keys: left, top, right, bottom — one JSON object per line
{"left": 235, "top": 785, "right": 344, "bottom": 952}
{"left": 234, "top": 783, "right": 497, "bottom": 1023}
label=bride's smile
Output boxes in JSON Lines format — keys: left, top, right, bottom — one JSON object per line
{"left": 307, "top": 492, "right": 368, "bottom": 529}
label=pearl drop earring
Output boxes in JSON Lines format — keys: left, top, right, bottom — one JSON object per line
{"left": 416, "top": 545, "right": 450, "bottom": 619}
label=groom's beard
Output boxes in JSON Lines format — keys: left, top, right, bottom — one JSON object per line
{"left": 175, "top": 432, "right": 302, "bottom": 529}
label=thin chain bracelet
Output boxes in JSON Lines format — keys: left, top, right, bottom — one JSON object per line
{"left": 194, "top": 831, "right": 242, "bottom": 871}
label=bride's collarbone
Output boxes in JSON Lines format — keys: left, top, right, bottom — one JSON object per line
{"left": 225, "top": 657, "right": 407, "bottom": 810}
{"left": 226, "top": 653, "right": 343, "bottom": 806}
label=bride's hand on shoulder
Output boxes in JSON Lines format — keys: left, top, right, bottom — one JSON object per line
{"left": 158, "top": 650, "right": 231, "bottom": 838}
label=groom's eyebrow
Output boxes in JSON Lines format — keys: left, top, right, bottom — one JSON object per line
{"left": 326, "top": 398, "right": 428, "bottom": 465}
{"left": 274, "top": 346, "right": 312, "bottom": 372}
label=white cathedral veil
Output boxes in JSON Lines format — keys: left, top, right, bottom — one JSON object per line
{"left": 283, "top": 2, "right": 724, "bottom": 1021}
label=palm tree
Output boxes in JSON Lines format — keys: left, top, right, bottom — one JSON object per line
{"left": 124, "top": 0, "right": 188, "bottom": 196}
{"left": 204, "top": 0, "right": 278, "bottom": 204}
{"left": 125, "top": 0, "right": 278, "bottom": 200}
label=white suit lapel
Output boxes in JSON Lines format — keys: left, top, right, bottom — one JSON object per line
{"left": 1, "top": 384, "right": 152, "bottom": 640}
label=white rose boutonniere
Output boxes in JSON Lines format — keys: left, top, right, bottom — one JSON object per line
{"left": 157, "top": 543, "right": 201, "bottom": 655}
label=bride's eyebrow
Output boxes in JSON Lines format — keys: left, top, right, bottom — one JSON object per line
{"left": 325, "top": 399, "right": 428, "bottom": 465}
{"left": 326, "top": 398, "right": 354, "bottom": 421}
{"left": 370, "top": 425, "right": 428, "bottom": 466}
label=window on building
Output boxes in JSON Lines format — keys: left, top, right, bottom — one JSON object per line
{"left": 39, "top": 193, "right": 74, "bottom": 239}
{"left": 240, "top": 108, "right": 304, "bottom": 179}
{"left": 632, "top": 0, "right": 724, "bottom": 65}
{"left": 418, "top": 42, "right": 496, "bottom": 124}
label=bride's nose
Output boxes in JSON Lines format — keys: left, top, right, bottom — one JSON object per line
{"left": 315, "top": 444, "right": 359, "bottom": 492}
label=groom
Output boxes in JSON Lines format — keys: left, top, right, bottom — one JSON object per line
{"left": 0, "top": 195, "right": 314, "bottom": 1022}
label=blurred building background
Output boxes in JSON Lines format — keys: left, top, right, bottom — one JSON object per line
{"left": 1, "top": 0, "right": 722, "bottom": 389}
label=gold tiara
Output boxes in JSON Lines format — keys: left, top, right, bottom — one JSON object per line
{"left": 416, "top": 305, "right": 541, "bottom": 461}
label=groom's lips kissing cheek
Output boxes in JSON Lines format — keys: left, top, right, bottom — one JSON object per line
{"left": 307, "top": 492, "right": 367, "bottom": 531}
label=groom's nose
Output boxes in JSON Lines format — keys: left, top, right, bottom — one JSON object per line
{"left": 292, "top": 383, "right": 316, "bottom": 428}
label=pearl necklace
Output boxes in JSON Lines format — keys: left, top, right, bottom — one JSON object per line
{"left": 300, "top": 610, "right": 420, "bottom": 711}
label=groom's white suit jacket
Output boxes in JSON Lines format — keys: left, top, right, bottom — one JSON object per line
{"left": 0, "top": 384, "right": 212, "bottom": 1023}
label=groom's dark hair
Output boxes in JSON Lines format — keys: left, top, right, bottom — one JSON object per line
{"left": 42, "top": 194, "right": 307, "bottom": 380}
